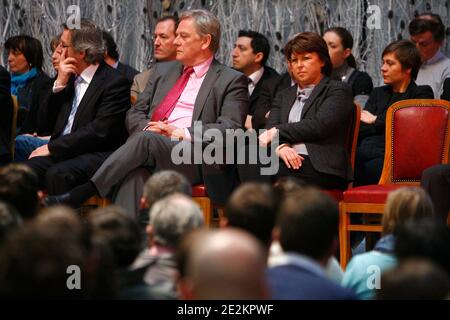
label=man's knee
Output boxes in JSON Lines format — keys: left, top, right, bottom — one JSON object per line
{"left": 422, "top": 165, "right": 448, "bottom": 184}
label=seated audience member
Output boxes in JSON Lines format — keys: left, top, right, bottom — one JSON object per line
{"left": 0, "top": 65, "right": 14, "bottom": 165}
{"left": 0, "top": 201, "right": 22, "bottom": 243}
{"left": 231, "top": 30, "right": 280, "bottom": 130}
{"left": 395, "top": 219, "right": 450, "bottom": 274}
{"left": 135, "top": 170, "right": 192, "bottom": 246}
{"left": 354, "top": 40, "right": 433, "bottom": 186}
{"left": 409, "top": 13, "right": 450, "bottom": 98}
{"left": 323, "top": 27, "right": 373, "bottom": 106}
{"left": 252, "top": 54, "right": 297, "bottom": 130}
{"left": 131, "top": 16, "right": 178, "bottom": 103}
{"left": 25, "top": 20, "right": 130, "bottom": 197}
{"left": 14, "top": 36, "right": 61, "bottom": 162}
{"left": 0, "top": 208, "right": 116, "bottom": 299}
{"left": 270, "top": 177, "right": 344, "bottom": 283}
{"left": 5, "top": 35, "right": 51, "bottom": 136}
{"left": 268, "top": 187, "right": 356, "bottom": 300}
{"left": 376, "top": 258, "right": 450, "bottom": 300}
{"left": 131, "top": 194, "right": 204, "bottom": 299}
{"left": 87, "top": 205, "right": 161, "bottom": 299}
{"left": 102, "top": 31, "right": 139, "bottom": 85}
{"left": 421, "top": 164, "right": 450, "bottom": 223}
{"left": 0, "top": 164, "right": 39, "bottom": 220}
{"left": 221, "top": 182, "right": 278, "bottom": 252}
{"left": 177, "top": 228, "right": 269, "bottom": 300}
{"left": 45, "top": 10, "right": 249, "bottom": 217}
{"left": 341, "top": 187, "right": 435, "bottom": 300}
{"left": 442, "top": 77, "right": 450, "bottom": 101}
{"left": 239, "top": 32, "right": 354, "bottom": 191}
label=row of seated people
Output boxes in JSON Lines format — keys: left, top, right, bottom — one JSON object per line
{"left": 0, "top": 10, "right": 449, "bottom": 220}
{"left": 0, "top": 164, "right": 448, "bottom": 299}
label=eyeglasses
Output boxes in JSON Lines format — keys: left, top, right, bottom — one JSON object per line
{"left": 57, "top": 42, "right": 72, "bottom": 49}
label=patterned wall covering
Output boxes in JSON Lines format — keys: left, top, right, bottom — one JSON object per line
{"left": 1, "top": 0, "right": 449, "bottom": 85}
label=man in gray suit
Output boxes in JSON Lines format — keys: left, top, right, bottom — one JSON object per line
{"left": 46, "top": 9, "right": 249, "bottom": 217}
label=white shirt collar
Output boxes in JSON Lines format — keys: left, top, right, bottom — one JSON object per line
{"left": 112, "top": 61, "right": 119, "bottom": 69}
{"left": 78, "top": 64, "right": 99, "bottom": 85}
{"left": 248, "top": 66, "right": 265, "bottom": 86}
{"left": 270, "top": 251, "right": 327, "bottom": 278}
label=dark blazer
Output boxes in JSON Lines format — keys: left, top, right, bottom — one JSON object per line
{"left": 359, "top": 82, "right": 434, "bottom": 140}
{"left": 347, "top": 70, "right": 373, "bottom": 96}
{"left": 442, "top": 77, "right": 450, "bottom": 101}
{"left": 0, "top": 65, "right": 13, "bottom": 160}
{"left": 251, "top": 69, "right": 290, "bottom": 130}
{"left": 267, "top": 77, "right": 354, "bottom": 181}
{"left": 47, "top": 61, "right": 131, "bottom": 160}
{"left": 117, "top": 62, "right": 139, "bottom": 85}
{"left": 16, "top": 71, "right": 52, "bottom": 135}
{"left": 267, "top": 265, "right": 357, "bottom": 300}
{"left": 126, "top": 59, "right": 249, "bottom": 203}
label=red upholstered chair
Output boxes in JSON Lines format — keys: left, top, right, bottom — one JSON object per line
{"left": 339, "top": 99, "right": 450, "bottom": 269}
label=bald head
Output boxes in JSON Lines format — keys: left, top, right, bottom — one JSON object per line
{"left": 179, "top": 229, "right": 268, "bottom": 300}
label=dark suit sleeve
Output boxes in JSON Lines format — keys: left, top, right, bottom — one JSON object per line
{"left": 126, "top": 76, "right": 153, "bottom": 135}
{"left": 358, "top": 90, "right": 379, "bottom": 139}
{"left": 48, "top": 76, "right": 130, "bottom": 159}
{"left": 441, "top": 78, "right": 450, "bottom": 101}
{"left": 273, "top": 83, "right": 354, "bottom": 144}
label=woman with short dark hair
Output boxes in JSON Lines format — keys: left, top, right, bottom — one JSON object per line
{"left": 239, "top": 32, "right": 354, "bottom": 190}
{"left": 354, "top": 40, "right": 433, "bottom": 186}
{"left": 5, "top": 36, "right": 52, "bottom": 144}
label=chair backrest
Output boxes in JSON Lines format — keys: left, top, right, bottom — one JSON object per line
{"left": 347, "top": 102, "right": 361, "bottom": 170}
{"left": 379, "top": 99, "right": 450, "bottom": 184}
{"left": 10, "top": 95, "right": 19, "bottom": 158}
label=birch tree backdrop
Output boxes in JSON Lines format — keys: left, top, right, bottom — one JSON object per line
{"left": 0, "top": 0, "right": 449, "bottom": 84}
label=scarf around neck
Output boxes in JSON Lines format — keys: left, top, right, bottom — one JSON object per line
{"left": 11, "top": 67, "right": 38, "bottom": 96}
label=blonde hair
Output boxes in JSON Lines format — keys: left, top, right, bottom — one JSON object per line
{"left": 382, "top": 187, "right": 434, "bottom": 236}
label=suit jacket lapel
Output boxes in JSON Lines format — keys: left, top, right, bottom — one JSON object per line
{"left": 282, "top": 86, "right": 299, "bottom": 123}
{"left": 149, "top": 63, "right": 184, "bottom": 115}
{"left": 300, "top": 76, "right": 328, "bottom": 119}
{"left": 192, "top": 59, "right": 221, "bottom": 122}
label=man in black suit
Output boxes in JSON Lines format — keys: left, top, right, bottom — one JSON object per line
{"left": 232, "top": 30, "right": 280, "bottom": 130}
{"left": 46, "top": 10, "right": 248, "bottom": 217}
{"left": 0, "top": 65, "right": 14, "bottom": 166}
{"left": 26, "top": 20, "right": 130, "bottom": 195}
{"left": 102, "top": 31, "right": 139, "bottom": 85}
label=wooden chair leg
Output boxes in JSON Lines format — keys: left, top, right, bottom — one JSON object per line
{"left": 339, "top": 202, "right": 351, "bottom": 269}
{"left": 193, "top": 197, "right": 212, "bottom": 227}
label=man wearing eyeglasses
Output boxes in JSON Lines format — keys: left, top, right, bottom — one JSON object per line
{"left": 25, "top": 19, "right": 130, "bottom": 196}
{"left": 409, "top": 13, "right": 450, "bottom": 98}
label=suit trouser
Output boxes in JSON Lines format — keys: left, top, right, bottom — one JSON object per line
{"left": 91, "top": 131, "right": 202, "bottom": 218}
{"left": 237, "top": 144, "right": 348, "bottom": 190}
{"left": 25, "top": 152, "right": 110, "bottom": 195}
{"left": 421, "top": 164, "right": 450, "bottom": 223}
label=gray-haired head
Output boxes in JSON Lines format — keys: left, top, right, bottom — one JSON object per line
{"left": 179, "top": 9, "right": 221, "bottom": 54}
{"left": 143, "top": 170, "right": 191, "bottom": 207}
{"left": 149, "top": 193, "right": 204, "bottom": 248}
{"left": 63, "top": 19, "right": 104, "bottom": 64}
